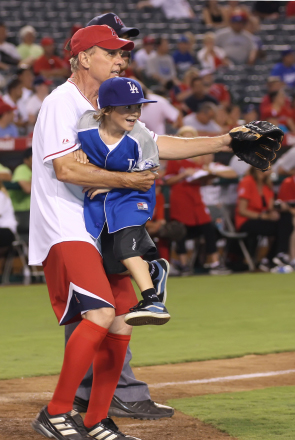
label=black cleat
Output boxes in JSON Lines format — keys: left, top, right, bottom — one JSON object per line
{"left": 32, "top": 406, "right": 92, "bottom": 439}
{"left": 87, "top": 417, "right": 141, "bottom": 439}
{"left": 108, "top": 396, "right": 174, "bottom": 420}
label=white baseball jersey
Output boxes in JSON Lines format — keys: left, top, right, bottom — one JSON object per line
{"left": 29, "top": 79, "right": 99, "bottom": 265}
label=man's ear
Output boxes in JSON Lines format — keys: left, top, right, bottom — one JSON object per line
{"left": 79, "top": 51, "right": 90, "bottom": 69}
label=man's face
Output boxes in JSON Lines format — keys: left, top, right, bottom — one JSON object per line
{"left": 20, "top": 69, "right": 34, "bottom": 88}
{"left": 231, "top": 21, "right": 245, "bottom": 33}
{"left": 44, "top": 44, "right": 55, "bottom": 57}
{"left": 192, "top": 79, "right": 204, "bottom": 96}
{"left": 107, "top": 104, "right": 142, "bottom": 132}
{"left": 283, "top": 53, "right": 295, "bottom": 67}
{"left": 87, "top": 47, "right": 124, "bottom": 84}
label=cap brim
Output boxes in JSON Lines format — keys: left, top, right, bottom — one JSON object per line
{"left": 111, "top": 98, "right": 158, "bottom": 106}
{"left": 97, "top": 38, "right": 134, "bottom": 51}
{"left": 119, "top": 26, "right": 140, "bottom": 37}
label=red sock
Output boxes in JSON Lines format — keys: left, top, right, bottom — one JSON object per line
{"left": 84, "top": 332, "right": 131, "bottom": 428}
{"left": 48, "top": 319, "right": 108, "bottom": 415}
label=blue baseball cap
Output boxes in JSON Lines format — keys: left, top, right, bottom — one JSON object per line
{"left": 98, "top": 77, "right": 157, "bottom": 108}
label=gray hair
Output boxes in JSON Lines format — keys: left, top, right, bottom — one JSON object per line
{"left": 69, "top": 46, "right": 96, "bottom": 73}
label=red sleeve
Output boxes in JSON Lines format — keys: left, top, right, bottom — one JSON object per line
{"left": 153, "top": 192, "right": 165, "bottom": 220}
{"left": 53, "top": 56, "right": 66, "bottom": 68}
{"left": 33, "top": 56, "right": 45, "bottom": 74}
{"left": 237, "top": 176, "right": 252, "bottom": 201}
{"left": 278, "top": 178, "right": 295, "bottom": 201}
{"left": 165, "top": 160, "right": 180, "bottom": 178}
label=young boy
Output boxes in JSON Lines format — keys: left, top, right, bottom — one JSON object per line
{"left": 78, "top": 77, "right": 170, "bottom": 327}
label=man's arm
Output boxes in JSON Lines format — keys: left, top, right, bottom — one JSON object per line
{"left": 53, "top": 152, "right": 156, "bottom": 192}
{"left": 157, "top": 133, "right": 232, "bottom": 160}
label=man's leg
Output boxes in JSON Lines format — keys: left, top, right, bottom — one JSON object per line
{"left": 66, "top": 324, "right": 150, "bottom": 404}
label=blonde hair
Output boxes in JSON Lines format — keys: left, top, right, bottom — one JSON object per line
{"left": 93, "top": 106, "right": 114, "bottom": 123}
{"left": 176, "top": 125, "right": 199, "bottom": 137}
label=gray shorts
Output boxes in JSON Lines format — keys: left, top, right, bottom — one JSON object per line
{"left": 101, "top": 223, "right": 156, "bottom": 274}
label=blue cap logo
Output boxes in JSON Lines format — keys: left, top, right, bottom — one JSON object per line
{"left": 98, "top": 77, "right": 157, "bottom": 108}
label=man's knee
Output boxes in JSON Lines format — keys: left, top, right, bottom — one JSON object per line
{"left": 83, "top": 307, "right": 115, "bottom": 328}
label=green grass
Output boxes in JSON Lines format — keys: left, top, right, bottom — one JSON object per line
{"left": 1, "top": 272, "right": 295, "bottom": 379}
{"left": 169, "top": 386, "right": 295, "bottom": 440}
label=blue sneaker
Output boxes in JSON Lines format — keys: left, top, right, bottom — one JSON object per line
{"left": 150, "top": 259, "right": 169, "bottom": 304}
{"left": 124, "top": 299, "right": 170, "bottom": 326}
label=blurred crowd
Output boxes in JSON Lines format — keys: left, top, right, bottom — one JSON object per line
{"left": 2, "top": 0, "right": 295, "bottom": 280}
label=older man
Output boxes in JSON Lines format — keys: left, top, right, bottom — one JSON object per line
{"left": 30, "top": 24, "right": 232, "bottom": 440}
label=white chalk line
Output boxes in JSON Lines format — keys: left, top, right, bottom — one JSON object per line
{"left": 1, "top": 369, "right": 295, "bottom": 402}
{"left": 148, "top": 369, "right": 295, "bottom": 388}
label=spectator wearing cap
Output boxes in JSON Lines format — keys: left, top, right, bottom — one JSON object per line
{"left": 17, "top": 25, "right": 44, "bottom": 65}
{"left": 185, "top": 76, "right": 219, "bottom": 113}
{"left": 215, "top": 9, "right": 258, "bottom": 65}
{"left": 197, "top": 32, "right": 230, "bottom": 71}
{"left": 145, "top": 37, "right": 178, "bottom": 87}
{"left": 242, "top": 103, "right": 259, "bottom": 124}
{"left": 172, "top": 35, "right": 196, "bottom": 78}
{"left": 270, "top": 49, "right": 295, "bottom": 89}
{"left": 134, "top": 36, "right": 156, "bottom": 75}
{"left": 2, "top": 78, "right": 27, "bottom": 131}
{"left": 26, "top": 76, "right": 52, "bottom": 129}
{"left": 183, "top": 102, "right": 222, "bottom": 136}
{"left": 0, "top": 22, "right": 21, "bottom": 71}
{"left": 33, "top": 37, "right": 69, "bottom": 80}
{"left": 0, "top": 99, "right": 18, "bottom": 138}
{"left": 86, "top": 13, "right": 140, "bottom": 80}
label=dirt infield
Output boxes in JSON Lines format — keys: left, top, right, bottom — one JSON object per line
{"left": 1, "top": 352, "right": 295, "bottom": 440}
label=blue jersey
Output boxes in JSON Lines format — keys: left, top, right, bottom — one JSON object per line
{"left": 78, "top": 111, "right": 159, "bottom": 239}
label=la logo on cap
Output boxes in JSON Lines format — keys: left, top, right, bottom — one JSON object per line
{"left": 128, "top": 81, "right": 139, "bottom": 94}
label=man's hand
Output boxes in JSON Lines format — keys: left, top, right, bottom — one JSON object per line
{"left": 125, "top": 169, "right": 157, "bottom": 192}
{"left": 83, "top": 187, "right": 111, "bottom": 199}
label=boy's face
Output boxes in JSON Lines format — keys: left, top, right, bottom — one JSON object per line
{"left": 108, "top": 104, "right": 142, "bottom": 132}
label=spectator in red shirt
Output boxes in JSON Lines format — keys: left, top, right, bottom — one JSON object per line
{"left": 33, "top": 37, "right": 69, "bottom": 80}
{"left": 236, "top": 167, "right": 293, "bottom": 270}
{"left": 200, "top": 68, "right": 231, "bottom": 108}
{"left": 286, "top": 1, "right": 295, "bottom": 17}
{"left": 164, "top": 143, "right": 231, "bottom": 275}
{"left": 277, "top": 176, "right": 295, "bottom": 267}
{"left": 260, "top": 89, "right": 295, "bottom": 133}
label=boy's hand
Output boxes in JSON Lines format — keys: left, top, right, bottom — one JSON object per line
{"left": 74, "top": 149, "right": 89, "bottom": 164}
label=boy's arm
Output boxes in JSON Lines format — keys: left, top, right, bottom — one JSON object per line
{"left": 157, "top": 134, "right": 232, "bottom": 159}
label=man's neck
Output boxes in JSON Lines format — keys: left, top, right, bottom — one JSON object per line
{"left": 71, "top": 72, "right": 100, "bottom": 109}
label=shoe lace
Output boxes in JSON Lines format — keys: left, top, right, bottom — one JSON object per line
{"left": 129, "top": 299, "right": 152, "bottom": 312}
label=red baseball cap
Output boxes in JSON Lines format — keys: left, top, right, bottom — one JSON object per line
{"left": 0, "top": 99, "right": 16, "bottom": 116}
{"left": 41, "top": 37, "right": 55, "bottom": 46}
{"left": 70, "top": 25, "right": 134, "bottom": 56}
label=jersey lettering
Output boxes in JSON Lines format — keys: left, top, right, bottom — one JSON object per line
{"left": 127, "top": 159, "right": 134, "bottom": 170}
{"left": 127, "top": 81, "right": 139, "bottom": 94}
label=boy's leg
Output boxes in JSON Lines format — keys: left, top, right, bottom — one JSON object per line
{"left": 123, "top": 256, "right": 170, "bottom": 326}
